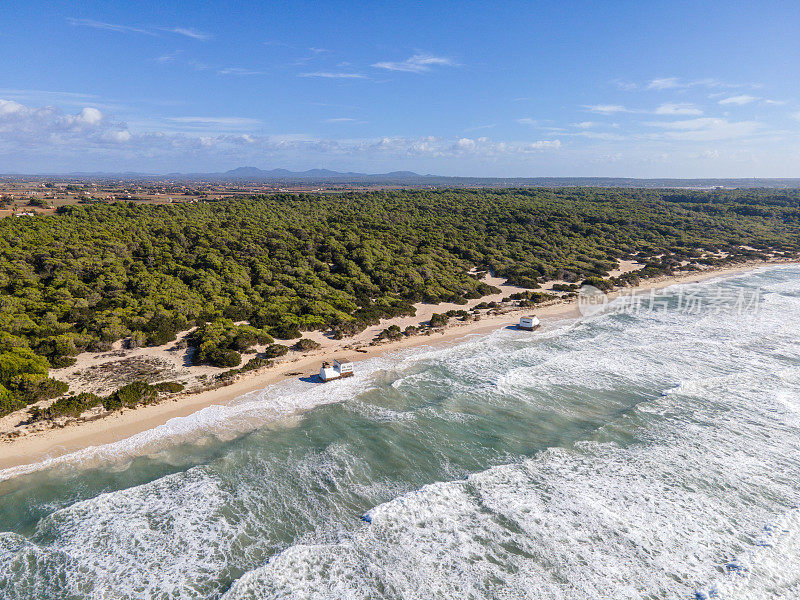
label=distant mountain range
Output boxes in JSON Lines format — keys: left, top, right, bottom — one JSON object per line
{"left": 5, "top": 167, "right": 800, "bottom": 189}
{"left": 210, "top": 166, "right": 425, "bottom": 182}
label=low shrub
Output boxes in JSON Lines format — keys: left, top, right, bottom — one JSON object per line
{"left": 581, "top": 276, "right": 614, "bottom": 292}
{"left": 242, "top": 357, "right": 273, "bottom": 372}
{"left": 153, "top": 381, "right": 185, "bottom": 394}
{"left": 263, "top": 344, "right": 289, "bottom": 359}
{"left": 111, "top": 381, "right": 157, "bottom": 407}
{"left": 376, "top": 325, "right": 403, "bottom": 341}
{"left": 206, "top": 348, "right": 242, "bottom": 368}
{"left": 30, "top": 392, "right": 103, "bottom": 420}
{"left": 429, "top": 313, "right": 449, "bottom": 327}
{"left": 294, "top": 338, "right": 321, "bottom": 351}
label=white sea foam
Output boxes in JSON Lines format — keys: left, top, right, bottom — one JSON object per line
{"left": 220, "top": 267, "right": 800, "bottom": 600}
{"left": 0, "top": 354, "right": 397, "bottom": 484}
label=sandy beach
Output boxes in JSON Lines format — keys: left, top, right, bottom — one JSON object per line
{"left": 0, "top": 259, "right": 791, "bottom": 472}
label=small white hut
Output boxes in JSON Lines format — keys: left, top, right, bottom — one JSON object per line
{"left": 319, "top": 358, "right": 354, "bottom": 382}
{"left": 319, "top": 362, "right": 339, "bottom": 382}
{"left": 518, "top": 316, "right": 540, "bottom": 331}
{"left": 333, "top": 358, "right": 354, "bottom": 377}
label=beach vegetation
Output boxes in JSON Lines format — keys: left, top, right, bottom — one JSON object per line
{"left": 1, "top": 188, "right": 798, "bottom": 416}
{"left": 294, "top": 338, "right": 321, "bottom": 351}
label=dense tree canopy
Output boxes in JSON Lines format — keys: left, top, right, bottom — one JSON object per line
{"left": 0, "top": 187, "right": 798, "bottom": 416}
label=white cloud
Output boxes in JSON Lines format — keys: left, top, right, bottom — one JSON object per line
{"left": 0, "top": 100, "right": 26, "bottom": 116}
{"left": 445, "top": 137, "right": 560, "bottom": 155}
{"left": 78, "top": 107, "right": 103, "bottom": 125}
{"left": 0, "top": 98, "right": 565, "bottom": 168}
{"left": 791, "top": 111, "right": 800, "bottom": 122}
{"left": 646, "top": 77, "right": 683, "bottom": 90}
{"left": 0, "top": 99, "right": 131, "bottom": 146}
{"left": 107, "top": 130, "right": 132, "bottom": 142}
{"left": 572, "top": 121, "right": 600, "bottom": 128}
{"left": 644, "top": 117, "right": 761, "bottom": 141}
{"left": 299, "top": 72, "right": 367, "bottom": 79}
{"left": 523, "top": 140, "right": 561, "bottom": 151}
{"left": 631, "top": 77, "right": 748, "bottom": 91}
{"left": 517, "top": 118, "right": 539, "bottom": 126}
{"left": 155, "top": 51, "right": 181, "bottom": 63}
{"left": 463, "top": 124, "right": 496, "bottom": 132}
{"left": 654, "top": 102, "right": 703, "bottom": 116}
{"left": 164, "top": 27, "right": 210, "bottom": 40}
{"left": 718, "top": 94, "right": 759, "bottom": 105}
{"left": 167, "top": 116, "right": 262, "bottom": 126}
{"left": 68, "top": 18, "right": 210, "bottom": 40}
{"left": 218, "top": 67, "right": 268, "bottom": 76}
{"left": 585, "top": 104, "right": 629, "bottom": 114}
{"left": 584, "top": 102, "right": 705, "bottom": 116}
{"left": 372, "top": 53, "right": 456, "bottom": 73}
{"left": 455, "top": 138, "right": 476, "bottom": 151}
{"left": 325, "top": 118, "right": 361, "bottom": 123}
{"left": 66, "top": 18, "right": 153, "bottom": 35}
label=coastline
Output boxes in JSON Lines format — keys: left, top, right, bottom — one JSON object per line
{"left": 0, "top": 259, "right": 791, "bottom": 473}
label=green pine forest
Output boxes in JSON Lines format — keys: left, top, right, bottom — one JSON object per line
{"left": 1, "top": 187, "right": 799, "bottom": 416}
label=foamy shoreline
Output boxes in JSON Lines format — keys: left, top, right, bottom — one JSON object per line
{"left": 0, "top": 259, "right": 791, "bottom": 475}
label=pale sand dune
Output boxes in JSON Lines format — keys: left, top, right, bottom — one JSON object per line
{"left": 608, "top": 259, "right": 644, "bottom": 278}
{"left": 0, "top": 260, "right": 789, "bottom": 471}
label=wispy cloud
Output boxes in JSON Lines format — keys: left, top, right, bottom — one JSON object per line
{"left": 299, "top": 72, "right": 367, "bottom": 79}
{"left": 718, "top": 94, "right": 759, "bottom": 106}
{"left": 68, "top": 18, "right": 210, "bottom": 40}
{"left": 167, "top": 116, "right": 262, "bottom": 126}
{"left": 463, "top": 124, "right": 497, "bottom": 132}
{"left": 646, "top": 77, "right": 688, "bottom": 90}
{"left": 585, "top": 103, "right": 704, "bottom": 116}
{"left": 517, "top": 118, "right": 539, "bottom": 126}
{"left": 293, "top": 47, "right": 332, "bottom": 65}
{"left": 0, "top": 88, "right": 100, "bottom": 104}
{"left": 644, "top": 117, "right": 761, "bottom": 141}
{"left": 155, "top": 51, "right": 181, "bottom": 63}
{"left": 654, "top": 102, "right": 703, "bottom": 115}
{"left": 372, "top": 53, "right": 456, "bottom": 73}
{"left": 163, "top": 27, "right": 211, "bottom": 41}
{"left": 585, "top": 104, "right": 630, "bottom": 114}
{"left": 324, "top": 117, "right": 362, "bottom": 123}
{"left": 616, "top": 77, "right": 751, "bottom": 91}
{"left": 67, "top": 18, "right": 153, "bottom": 35}
{"left": 218, "top": 67, "right": 268, "bottom": 76}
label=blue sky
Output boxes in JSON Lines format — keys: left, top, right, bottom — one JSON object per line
{"left": 1, "top": 0, "right": 799, "bottom": 176}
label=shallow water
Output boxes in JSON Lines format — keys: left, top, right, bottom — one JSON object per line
{"left": 1, "top": 266, "right": 799, "bottom": 599}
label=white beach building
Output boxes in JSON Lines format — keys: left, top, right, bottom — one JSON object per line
{"left": 319, "top": 358, "right": 354, "bottom": 382}
{"left": 518, "top": 316, "right": 540, "bottom": 331}
{"left": 333, "top": 358, "right": 354, "bottom": 377}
